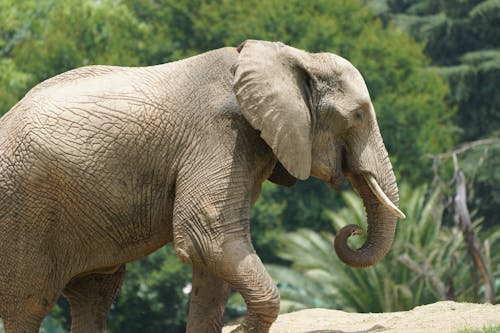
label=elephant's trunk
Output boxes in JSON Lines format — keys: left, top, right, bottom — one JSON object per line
{"left": 334, "top": 144, "right": 402, "bottom": 268}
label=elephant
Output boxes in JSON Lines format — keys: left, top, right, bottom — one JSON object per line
{"left": 0, "top": 40, "right": 405, "bottom": 333}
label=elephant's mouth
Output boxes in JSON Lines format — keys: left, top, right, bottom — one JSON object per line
{"left": 328, "top": 173, "right": 345, "bottom": 192}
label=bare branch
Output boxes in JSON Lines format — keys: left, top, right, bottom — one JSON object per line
{"left": 427, "top": 137, "right": 499, "bottom": 188}
{"left": 397, "top": 253, "right": 448, "bottom": 300}
{"left": 426, "top": 138, "right": 500, "bottom": 160}
{"left": 425, "top": 137, "right": 498, "bottom": 303}
{"left": 454, "top": 171, "right": 495, "bottom": 303}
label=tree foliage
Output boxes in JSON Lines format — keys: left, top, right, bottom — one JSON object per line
{"left": 375, "top": 0, "right": 500, "bottom": 230}
{"left": 377, "top": 0, "right": 499, "bottom": 140}
{"left": 109, "top": 245, "right": 191, "bottom": 333}
{"left": 0, "top": 0, "right": 148, "bottom": 114}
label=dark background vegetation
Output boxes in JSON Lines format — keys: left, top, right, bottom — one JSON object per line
{"left": 0, "top": 0, "right": 498, "bottom": 332}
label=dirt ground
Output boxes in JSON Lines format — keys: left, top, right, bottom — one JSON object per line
{"left": 223, "top": 301, "right": 500, "bottom": 333}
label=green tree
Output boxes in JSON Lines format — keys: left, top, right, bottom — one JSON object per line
{"left": 250, "top": 182, "right": 287, "bottom": 263}
{"left": 378, "top": 0, "right": 499, "bottom": 140}
{"left": 0, "top": 0, "right": 149, "bottom": 115}
{"left": 0, "top": 0, "right": 35, "bottom": 113}
{"left": 374, "top": 0, "right": 500, "bottom": 229}
{"left": 109, "top": 245, "right": 191, "bottom": 333}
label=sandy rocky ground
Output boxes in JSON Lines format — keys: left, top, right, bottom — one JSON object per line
{"left": 222, "top": 301, "right": 500, "bottom": 333}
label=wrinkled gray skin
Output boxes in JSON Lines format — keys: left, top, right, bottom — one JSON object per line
{"left": 0, "top": 40, "right": 403, "bottom": 333}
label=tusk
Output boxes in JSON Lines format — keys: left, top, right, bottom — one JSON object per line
{"left": 363, "top": 174, "right": 406, "bottom": 219}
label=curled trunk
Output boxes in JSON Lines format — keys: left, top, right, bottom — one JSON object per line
{"left": 334, "top": 171, "right": 400, "bottom": 268}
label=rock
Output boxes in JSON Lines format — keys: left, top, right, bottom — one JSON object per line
{"left": 223, "top": 301, "right": 500, "bottom": 333}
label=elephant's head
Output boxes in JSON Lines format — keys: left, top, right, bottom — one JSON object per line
{"left": 232, "top": 40, "right": 405, "bottom": 267}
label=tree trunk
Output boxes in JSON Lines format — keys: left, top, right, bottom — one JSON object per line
{"left": 454, "top": 171, "right": 494, "bottom": 303}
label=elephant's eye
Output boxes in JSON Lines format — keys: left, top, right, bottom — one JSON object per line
{"left": 351, "top": 109, "right": 365, "bottom": 124}
{"left": 352, "top": 104, "right": 369, "bottom": 124}
{"left": 354, "top": 111, "right": 363, "bottom": 121}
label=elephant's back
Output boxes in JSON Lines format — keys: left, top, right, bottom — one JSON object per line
{"left": 0, "top": 46, "right": 241, "bottom": 185}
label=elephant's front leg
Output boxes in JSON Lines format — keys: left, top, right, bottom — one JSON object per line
{"left": 187, "top": 266, "right": 231, "bottom": 333}
{"left": 173, "top": 174, "right": 280, "bottom": 332}
{"left": 221, "top": 238, "right": 281, "bottom": 333}
{"left": 183, "top": 237, "right": 280, "bottom": 333}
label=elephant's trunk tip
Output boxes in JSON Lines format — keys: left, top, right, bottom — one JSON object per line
{"left": 333, "top": 224, "right": 373, "bottom": 268}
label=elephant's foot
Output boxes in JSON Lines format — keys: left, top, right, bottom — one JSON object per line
{"left": 230, "top": 314, "right": 273, "bottom": 333}
{"left": 221, "top": 241, "right": 280, "bottom": 333}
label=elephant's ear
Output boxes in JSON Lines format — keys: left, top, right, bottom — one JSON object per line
{"left": 232, "top": 40, "right": 312, "bottom": 180}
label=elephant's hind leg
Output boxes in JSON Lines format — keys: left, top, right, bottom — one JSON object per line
{"left": 2, "top": 314, "right": 45, "bottom": 333}
{"left": 0, "top": 259, "right": 63, "bottom": 332}
{"left": 2, "top": 310, "right": 47, "bottom": 333}
{"left": 1, "top": 285, "right": 60, "bottom": 333}
{"left": 63, "top": 265, "right": 126, "bottom": 333}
